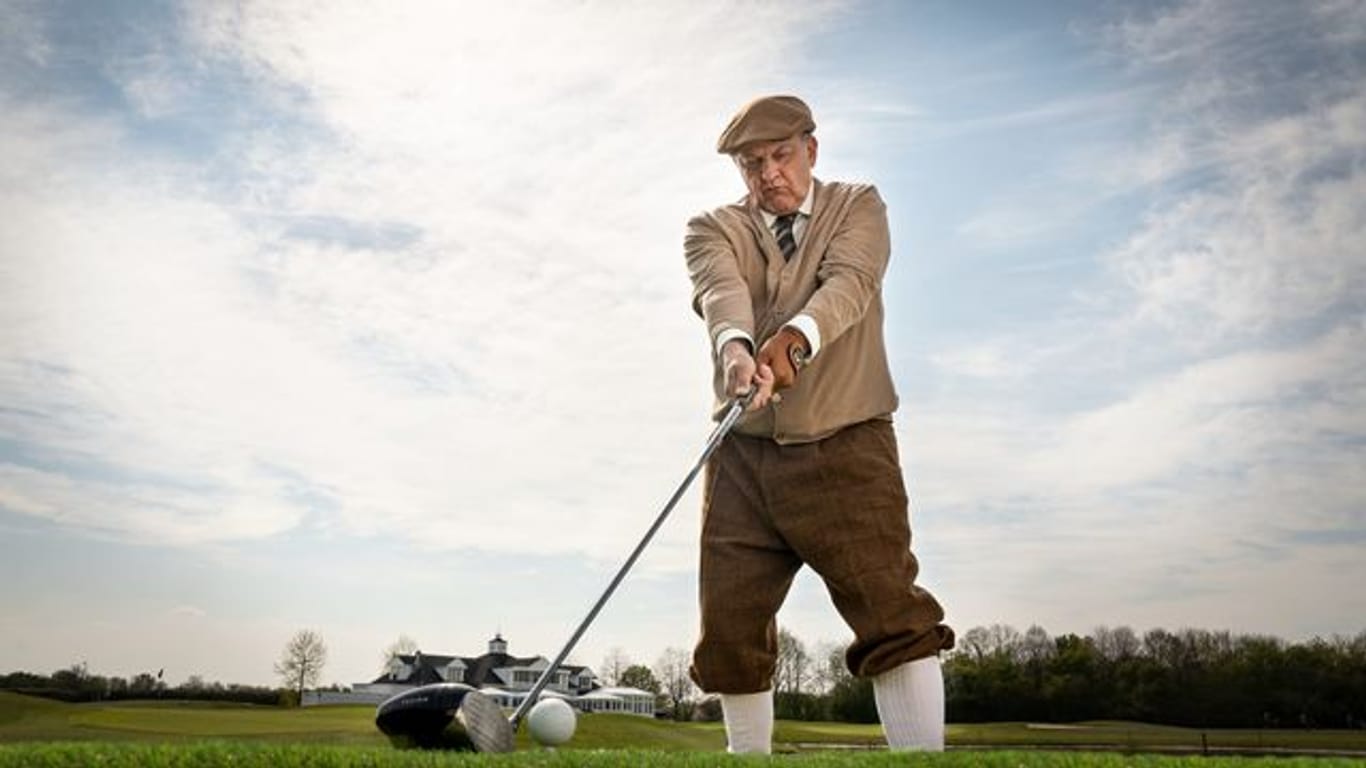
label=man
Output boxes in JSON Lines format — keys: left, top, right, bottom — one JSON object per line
{"left": 683, "top": 95, "right": 955, "bottom": 753}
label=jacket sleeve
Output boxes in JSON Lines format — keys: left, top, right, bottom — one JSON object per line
{"left": 801, "top": 186, "right": 890, "bottom": 348}
{"left": 684, "top": 212, "right": 755, "bottom": 351}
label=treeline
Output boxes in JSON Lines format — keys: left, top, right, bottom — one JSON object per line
{"left": 946, "top": 624, "right": 1366, "bottom": 729}
{"left": 10, "top": 624, "right": 1365, "bottom": 728}
{"left": 767, "top": 624, "right": 1366, "bottom": 729}
{"left": 0, "top": 663, "right": 283, "bottom": 706}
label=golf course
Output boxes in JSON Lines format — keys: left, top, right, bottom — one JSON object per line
{"left": 2, "top": 692, "right": 1365, "bottom": 766}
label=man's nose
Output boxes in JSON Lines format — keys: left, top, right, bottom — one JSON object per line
{"left": 761, "top": 160, "right": 781, "bottom": 183}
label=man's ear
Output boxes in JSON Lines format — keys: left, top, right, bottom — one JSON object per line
{"left": 806, "top": 134, "right": 819, "bottom": 167}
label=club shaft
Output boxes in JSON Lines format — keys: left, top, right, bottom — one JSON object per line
{"left": 509, "top": 394, "right": 751, "bottom": 727}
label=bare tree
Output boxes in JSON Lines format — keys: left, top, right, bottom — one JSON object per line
{"left": 958, "top": 625, "right": 991, "bottom": 662}
{"left": 1092, "top": 625, "right": 1140, "bottom": 661}
{"left": 276, "top": 629, "right": 327, "bottom": 703}
{"left": 599, "top": 647, "right": 631, "bottom": 687}
{"left": 1022, "top": 625, "right": 1055, "bottom": 665}
{"left": 774, "top": 627, "right": 812, "bottom": 695}
{"left": 653, "top": 647, "right": 696, "bottom": 720}
{"left": 381, "top": 634, "right": 419, "bottom": 673}
{"left": 810, "top": 640, "right": 850, "bottom": 696}
{"left": 986, "top": 623, "right": 1025, "bottom": 662}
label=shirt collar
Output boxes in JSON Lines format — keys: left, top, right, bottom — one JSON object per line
{"left": 758, "top": 179, "right": 816, "bottom": 229}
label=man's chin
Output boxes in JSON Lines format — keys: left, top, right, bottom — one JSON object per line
{"left": 760, "top": 195, "right": 799, "bottom": 215}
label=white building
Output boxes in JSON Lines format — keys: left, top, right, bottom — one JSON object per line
{"left": 306, "top": 634, "right": 655, "bottom": 716}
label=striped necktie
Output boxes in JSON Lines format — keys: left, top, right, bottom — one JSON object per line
{"left": 774, "top": 214, "right": 797, "bottom": 261}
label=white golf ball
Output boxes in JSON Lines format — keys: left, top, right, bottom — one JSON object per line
{"left": 526, "top": 697, "right": 577, "bottom": 746}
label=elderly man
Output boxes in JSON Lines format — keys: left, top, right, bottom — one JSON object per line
{"left": 683, "top": 95, "right": 955, "bottom": 753}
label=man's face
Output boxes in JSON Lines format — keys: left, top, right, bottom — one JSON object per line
{"left": 734, "top": 133, "right": 818, "bottom": 215}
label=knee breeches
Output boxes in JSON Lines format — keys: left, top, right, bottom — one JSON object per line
{"left": 690, "top": 419, "right": 955, "bottom": 694}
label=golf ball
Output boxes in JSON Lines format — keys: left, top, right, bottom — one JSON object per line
{"left": 526, "top": 697, "right": 576, "bottom": 746}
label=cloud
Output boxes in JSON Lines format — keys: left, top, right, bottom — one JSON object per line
{"left": 929, "top": 343, "right": 1034, "bottom": 380}
{"left": 956, "top": 191, "right": 1089, "bottom": 247}
{"left": 914, "top": 321, "right": 1366, "bottom": 634}
{"left": 4, "top": 0, "right": 1361, "bottom": 659}
{"left": 0, "top": 0, "right": 845, "bottom": 562}
{"left": 1110, "top": 94, "right": 1366, "bottom": 342}
{"left": 0, "top": 0, "right": 49, "bottom": 68}
{"left": 913, "top": 320, "right": 1366, "bottom": 505}
{"left": 906, "top": 0, "right": 1366, "bottom": 635}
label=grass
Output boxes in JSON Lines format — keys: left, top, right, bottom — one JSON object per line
{"left": 0, "top": 694, "right": 385, "bottom": 745}
{"left": 946, "top": 721, "right": 1366, "bottom": 753}
{"left": 2, "top": 692, "right": 1365, "bottom": 767}
{"left": 2, "top": 744, "right": 1366, "bottom": 768}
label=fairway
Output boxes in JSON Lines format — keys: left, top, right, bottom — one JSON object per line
{"left": 2, "top": 693, "right": 1365, "bottom": 766}
{"left": 4, "top": 743, "right": 1366, "bottom": 768}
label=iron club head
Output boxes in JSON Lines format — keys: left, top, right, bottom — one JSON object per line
{"left": 375, "top": 683, "right": 515, "bottom": 752}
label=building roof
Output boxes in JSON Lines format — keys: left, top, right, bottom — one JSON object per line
{"left": 593, "top": 686, "right": 657, "bottom": 698}
{"left": 370, "top": 640, "right": 594, "bottom": 688}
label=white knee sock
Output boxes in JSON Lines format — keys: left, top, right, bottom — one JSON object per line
{"left": 873, "top": 656, "right": 945, "bottom": 751}
{"left": 721, "top": 690, "right": 773, "bottom": 754}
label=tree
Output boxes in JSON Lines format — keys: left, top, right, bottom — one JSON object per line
{"left": 774, "top": 627, "right": 812, "bottom": 695}
{"left": 276, "top": 629, "right": 327, "bottom": 703}
{"left": 50, "top": 663, "right": 89, "bottom": 694}
{"left": 654, "top": 647, "right": 696, "bottom": 720}
{"left": 619, "top": 664, "right": 660, "bottom": 694}
{"left": 1016, "top": 624, "right": 1055, "bottom": 715}
{"left": 774, "top": 628, "right": 823, "bottom": 719}
{"left": 129, "top": 672, "right": 161, "bottom": 695}
{"left": 106, "top": 676, "right": 129, "bottom": 698}
{"left": 810, "top": 640, "right": 851, "bottom": 695}
{"left": 381, "top": 634, "right": 419, "bottom": 673}
{"left": 599, "top": 647, "right": 631, "bottom": 687}
{"left": 1093, "top": 625, "right": 1140, "bottom": 662}
{"left": 959, "top": 626, "right": 992, "bottom": 662}
{"left": 986, "top": 623, "right": 1024, "bottom": 662}
{"left": 1022, "top": 625, "right": 1055, "bottom": 666}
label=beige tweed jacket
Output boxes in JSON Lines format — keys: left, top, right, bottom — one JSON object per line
{"left": 684, "top": 179, "right": 898, "bottom": 443}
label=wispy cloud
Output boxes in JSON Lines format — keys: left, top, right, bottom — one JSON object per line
{"left": 4, "top": 0, "right": 1362, "bottom": 685}
{"left": 1104, "top": 1, "right": 1366, "bottom": 344}
{"left": 0, "top": 0, "right": 845, "bottom": 562}
{"left": 909, "top": 0, "right": 1366, "bottom": 636}
{"left": 0, "top": 1, "right": 50, "bottom": 69}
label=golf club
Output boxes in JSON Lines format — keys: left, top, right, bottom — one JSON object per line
{"left": 375, "top": 682, "right": 514, "bottom": 752}
{"left": 375, "top": 391, "right": 754, "bottom": 751}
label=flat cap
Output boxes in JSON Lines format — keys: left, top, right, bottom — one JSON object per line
{"left": 716, "top": 95, "right": 816, "bottom": 154}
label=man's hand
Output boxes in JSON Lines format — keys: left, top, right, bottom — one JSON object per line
{"left": 721, "top": 339, "right": 776, "bottom": 410}
{"left": 756, "top": 326, "right": 811, "bottom": 391}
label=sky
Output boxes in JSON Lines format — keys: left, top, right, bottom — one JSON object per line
{"left": 1, "top": 0, "right": 1363, "bottom": 689}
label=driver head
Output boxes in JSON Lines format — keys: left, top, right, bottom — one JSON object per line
{"left": 376, "top": 683, "right": 514, "bottom": 752}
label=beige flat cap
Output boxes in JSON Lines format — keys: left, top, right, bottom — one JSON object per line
{"left": 716, "top": 95, "right": 816, "bottom": 154}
